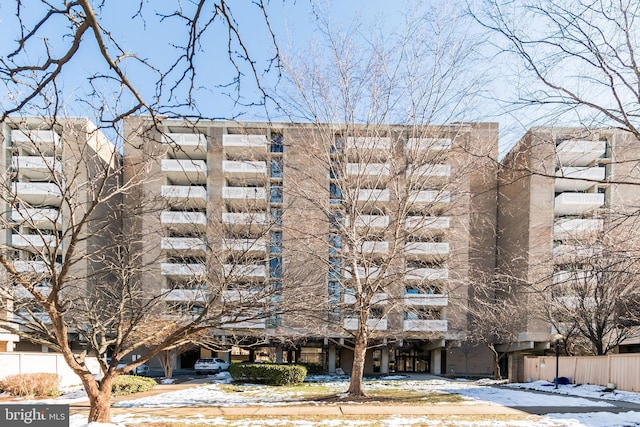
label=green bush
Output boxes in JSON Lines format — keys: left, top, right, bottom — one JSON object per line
{"left": 229, "top": 363, "right": 307, "bottom": 385}
{"left": 0, "top": 373, "right": 61, "bottom": 397}
{"left": 300, "top": 363, "right": 324, "bottom": 375}
{"left": 111, "top": 375, "right": 157, "bottom": 396}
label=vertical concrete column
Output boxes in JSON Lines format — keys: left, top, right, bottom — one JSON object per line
{"left": 276, "top": 346, "right": 284, "bottom": 364}
{"left": 381, "top": 348, "right": 390, "bottom": 374}
{"left": 431, "top": 350, "right": 442, "bottom": 374}
{"left": 328, "top": 344, "right": 336, "bottom": 373}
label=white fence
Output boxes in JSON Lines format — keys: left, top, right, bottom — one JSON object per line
{"left": 0, "top": 352, "right": 100, "bottom": 387}
{"left": 524, "top": 353, "right": 640, "bottom": 392}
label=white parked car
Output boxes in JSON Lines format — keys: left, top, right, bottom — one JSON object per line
{"left": 194, "top": 358, "right": 230, "bottom": 374}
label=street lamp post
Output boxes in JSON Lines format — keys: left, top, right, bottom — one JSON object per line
{"left": 552, "top": 334, "right": 564, "bottom": 389}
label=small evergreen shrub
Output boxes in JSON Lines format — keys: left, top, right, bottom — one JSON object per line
{"left": 300, "top": 363, "right": 324, "bottom": 375}
{"left": 0, "top": 373, "right": 62, "bottom": 397}
{"left": 111, "top": 375, "right": 157, "bottom": 396}
{"left": 229, "top": 363, "right": 307, "bottom": 385}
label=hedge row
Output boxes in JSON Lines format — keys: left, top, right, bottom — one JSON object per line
{"left": 111, "top": 375, "right": 157, "bottom": 396}
{"left": 0, "top": 373, "right": 61, "bottom": 397}
{"left": 229, "top": 363, "right": 307, "bottom": 385}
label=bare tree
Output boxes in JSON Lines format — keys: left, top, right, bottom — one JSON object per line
{"left": 474, "top": 0, "right": 640, "bottom": 138}
{"left": 279, "top": 4, "right": 495, "bottom": 396}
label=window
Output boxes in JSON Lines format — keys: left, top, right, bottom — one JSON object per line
{"left": 270, "top": 133, "right": 284, "bottom": 153}
{"left": 329, "top": 234, "right": 341, "bottom": 255}
{"left": 329, "top": 183, "right": 342, "bottom": 204}
{"left": 270, "top": 182, "right": 283, "bottom": 203}
{"left": 270, "top": 208, "right": 283, "bottom": 226}
{"left": 328, "top": 257, "right": 341, "bottom": 280}
{"left": 331, "top": 136, "right": 343, "bottom": 154}
{"left": 329, "top": 210, "right": 343, "bottom": 229}
{"left": 269, "top": 257, "right": 282, "bottom": 278}
{"left": 369, "top": 307, "right": 383, "bottom": 319}
{"left": 270, "top": 231, "right": 282, "bottom": 254}
{"left": 270, "top": 158, "right": 283, "bottom": 178}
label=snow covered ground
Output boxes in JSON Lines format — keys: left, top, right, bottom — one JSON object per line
{"left": 22, "top": 373, "right": 640, "bottom": 426}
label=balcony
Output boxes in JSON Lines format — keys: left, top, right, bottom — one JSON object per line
{"left": 160, "top": 211, "right": 207, "bottom": 233}
{"left": 346, "top": 163, "right": 390, "bottom": 185}
{"left": 350, "top": 189, "right": 390, "bottom": 205}
{"left": 553, "top": 218, "right": 603, "bottom": 240}
{"left": 405, "top": 216, "right": 450, "bottom": 233}
{"left": 553, "top": 244, "right": 601, "bottom": 261}
{"left": 222, "top": 212, "right": 268, "bottom": 230}
{"left": 553, "top": 270, "right": 597, "bottom": 285}
{"left": 12, "top": 156, "right": 61, "bottom": 180}
{"left": 161, "top": 185, "right": 207, "bottom": 209}
{"left": 161, "top": 159, "right": 207, "bottom": 185}
{"left": 160, "top": 262, "right": 206, "bottom": 278}
{"left": 11, "top": 208, "right": 61, "bottom": 230}
{"left": 344, "top": 265, "right": 382, "bottom": 280}
{"left": 405, "top": 268, "right": 448, "bottom": 281}
{"left": 408, "top": 190, "right": 450, "bottom": 208}
{"left": 14, "top": 260, "right": 61, "bottom": 274}
{"left": 222, "top": 238, "right": 267, "bottom": 255}
{"left": 222, "top": 134, "right": 268, "bottom": 158}
{"left": 405, "top": 242, "right": 449, "bottom": 259}
{"left": 223, "top": 160, "right": 268, "bottom": 184}
{"left": 346, "top": 136, "right": 391, "bottom": 155}
{"left": 554, "top": 192, "right": 604, "bottom": 216}
{"left": 407, "top": 164, "right": 451, "bottom": 183}
{"left": 556, "top": 140, "right": 606, "bottom": 167}
{"left": 11, "top": 130, "right": 60, "bottom": 156}
{"left": 223, "top": 289, "right": 268, "bottom": 303}
{"left": 405, "top": 138, "right": 452, "bottom": 152}
{"left": 161, "top": 237, "right": 207, "bottom": 256}
{"left": 355, "top": 241, "right": 389, "bottom": 256}
{"left": 12, "top": 234, "right": 57, "bottom": 253}
{"left": 162, "top": 288, "right": 206, "bottom": 302}
{"left": 224, "top": 264, "right": 268, "bottom": 279}
{"left": 344, "top": 292, "right": 388, "bottom": 305}
{"left": 221, "top": 316, "right": 267, "bottom": 329}
{"left": 343, "top": 318, "right": 388, "bottom": 331}
{"left": 12, "top": 182, "right": 62, "bottom": 206}
{"left": 222, "top": 187, "right": 268, "bottom": 208}
{"left": 555, "top": 166, "right": 606, "bottom": 192}
{"left": 162, "top": 133, "right": 207, "bottom": 160}
{"left": 345, "top": 215, "right": 389, "bottom": 230}
{"left": 404, "top": 293, "right": 448, "bottom": 307}
{"left": 403, "top": 319, "right": 447, "bottom": 332}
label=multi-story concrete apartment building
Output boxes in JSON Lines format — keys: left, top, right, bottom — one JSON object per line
{"left": 497, "top": 127, "right": 640, "bottom": 380}
{"left": 124, "top": 118, "right": 498, "bottom": 375}
{"left": 0, "top": 117, "right": 118, "bottom": 353}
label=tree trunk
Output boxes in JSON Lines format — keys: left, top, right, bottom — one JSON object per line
{"left": 85, "top": 375, "right": 113, "bottom": 423}
{"left": 489, "top": 345, "right": 501, "bottom": 380}
{"left": 347, "top": 318, "right": 368, "bottom": 396}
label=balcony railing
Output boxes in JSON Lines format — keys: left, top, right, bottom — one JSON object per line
{"left": 555, "top": 166, "right": 606, "bottom": 192}
{"left": 12, "top": 156, "right": 61, "bottom": 180}
{"left": 405, "top": 138, "right": 452, "bottom": 152}
{"left": 344, "top": 292, "right": 388, "bottom": 305}
{"left": 11, "top": 130, "right": 60, "bottom": 156}
{"left": 404, "top": 294, "right": 448, "bottom": 307}
{"left": 161, "top": 159, "right": 207, "bottom": 185}
{"left": 346, "top": 136, "right": 391, "bottom": 153}
{"left": 404, "top": 216, "right": 450, "bottom": 232}
{"left": 11, "top": 208, "right": 61, "bottom": 230}
{"left": 160, "top": 262, "right": 206, "bottom": 278}
{"left": 343, "top": 265, "right": 382, "bottom": 280}
{"left": 343, "top": 318, "right": 388, "bottom": 331}
{"left": 14, "top": 260, "right": 61, "bottom": 274}
{"left": 222, "top": 134, "right": 268, "bottom": 157}
{"left": 553, "top": 244, "right": 601, "bottom": 260}
{"left": 221, "top": 316, "right": 267, "bottom": 329}
{"left": 346, "top": 163, "right": 390, "bottom": 184}
{"left": 406, "top": 164, "right": 451, "bottom": 183}
{"left": 222, "top": 238, "right": 267, "bottom": 254}
{"left": 222, "top": 212, "right": 268, "bottom": 228}
{"left": 12, "top": 182, "right": 63, "bottom": 206}
{"left": 162, "top": 133, "right": 207, "bottom": 160}
{"left": 160, "top": 211, "right": 207, "bottom": 232}
{"left": 223, "top": 160, "right": 268, "bottom": 184}
{"left": 556, "top": 140, "right": 606, "bottom": 167}
{"left": 404, "top": 242, "right": 449, "bottom": 258}
{"left": 223, "top": 289, "right": 268, "bottom": 303}
{"left": 161, "top": 185, "right": 207, "bottom": 208}
{"left": 161, "top": 237, "right": 207, "bottom": 256}
{"left": 405, "top": 268, "right": 448, "bottom": 281}
{"left": 222, "top": 187, "right": 268, "bottom": 207}
{"left": 553, "top": 218, "right": 603, "bottom": 240}
{"left": 350, "top": 189, "right": 390, "bottom": 205}
{"left": 12, "top": 234, "right": 57, "bottom": 253}
{"left": 345, "top": 215, "right": 389, "bottom": 229}
{"left": 162, "top": 288, "right": 206, "bottom": 302}
{"left": 224, "top": 264, "right": 268, "bottom": 279}
{"left": 554, "top": 192, "right": 605, "bottom": 216}
{"left": 403, "top": 319, "right": 447, "bottom": 332}
{"left": 408, "top": 190, "right": 450, "bottom": 206}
